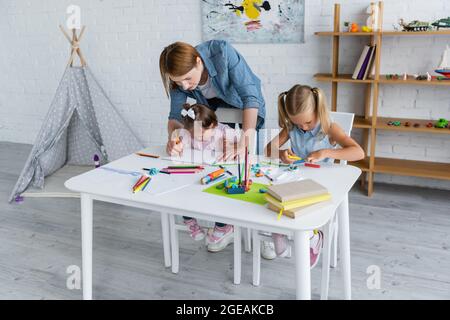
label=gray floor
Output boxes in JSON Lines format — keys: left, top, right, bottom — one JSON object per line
{"left": 1, "top": 141, "right": 449, "bottom": 300}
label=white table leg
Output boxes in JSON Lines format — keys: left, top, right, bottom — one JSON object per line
{"left": 244, "top": 228, "right": 252, "bottom": 253}
{"left": 252, "top": 229, "right": 260, "bottom": 286}
{"left": 294, "top": 230, "right": 311, "bottom": 300}
{"left": 160, "top": 212, "right": 171, "bottom": 268}
{"left": 169, "top": 214, "right": 179, "bottom": 274}
{"left": 233, "top": 226, "right": 241, "bottom": 285}
{"left": 81, "top": 193, "right": 93, "bottom": 300}
{"left": 330, "top": 215, "right": 338, "bottom": 268}
{"left": 321, "top": 219, "right": 333, "bottom": 300}
{"left": 338, "top": 194, "right": 352, "bottom": 300}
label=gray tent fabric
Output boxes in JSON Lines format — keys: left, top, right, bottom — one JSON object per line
{"left": 9, "top": 66, "right": 143, "bottom": 202}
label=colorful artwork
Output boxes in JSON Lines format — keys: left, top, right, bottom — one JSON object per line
{"left": 202, "top": 0, "right": 305, "bottom": 43}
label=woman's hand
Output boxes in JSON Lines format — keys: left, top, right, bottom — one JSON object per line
{"left": 279, "top": 149, "right": 296, "bottom": 164}
{"left": 306, "top": 149, "right": 328, "bottom": 163}
{"left": 166, "top": 137, "right": 183, "bottom": 156}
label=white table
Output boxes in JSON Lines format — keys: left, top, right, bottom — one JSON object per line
{"left": 65, "top": 146, "right": 361, "bottom": 300}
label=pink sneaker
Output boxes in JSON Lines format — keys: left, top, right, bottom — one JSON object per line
{"left": 272, "top": 233, "right": 290, "bottom": 257}
{"left": 206, "top": 224, "right": 234, "bottom": 252}
{"left": 310, "top": 230, "right": 324, "bottom": 269}
{"left": 183, "top": 218, "right": 205, "bottom": 241}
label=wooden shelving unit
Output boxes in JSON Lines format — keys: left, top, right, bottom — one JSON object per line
{"left": 315, "top": 2, "right": 450, "bottom": 196}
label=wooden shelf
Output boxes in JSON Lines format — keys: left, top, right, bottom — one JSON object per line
{"left": 354, "top": 116, "right": 450, "bottom": 134}
{"left": 350, "top": 157, "right": 450, "bottom": 180}
{"left": 316, "top": 2, "right": 450, "bottom": 196}
{"left": 349, "top": 157, "right": 370, "bottom": 172}
{"left": 314, "top": 73, "right": 374, "bottom": 83}
{"left": 374, "top": 158, "right": 450, "bottom": 180}
{"left": 353, "top": 116, "right": 372, "bottom": 129}
{"left": 378, "top": 76, "right": 450, "bottom": 86}
{"left": 314, "top": 74, "right": 450, "bottom": 86}
{"left": 315, "top": 30, "right": 450, "bottom": 37}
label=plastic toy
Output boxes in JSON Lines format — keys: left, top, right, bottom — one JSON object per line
{"left": 366, "top": 3, "right": 379, "bottom": 31}
{"left": 343, "top": 22, "right": 350, "bottom": 32}
{"left": 388, "top": 121, "right": 401, "bottom": 126}
{"left": 226, "top": 147, "right": 252, "bottom": 193}
{"left": 404, "top": 122, "right": 410, "bottom": 127}
{"left": 350, "top": 23, "right": 359, "bottom": 32}
{"left": 227, "top": 186, "right": 246, "bottom": 194}
{"left": 435, "top": 45, "right": 450, "bottom": 78}
{"left": 255, "top": 170, "right": 264, "bottom": 177}
{"left": 93, "top": 154, "right": 100, "bottom": 168}
{"left": 426, "top": 122, "right": 433, "bottom": 128}
{"left": 386, "top": 74, "right": 400, "bottom": 80}
{"left": 434, "top": 118, "right": 449, "bottom": 128}
{"left": 361, "top": 25, "right": 372, "bottom": 33}
{"left": 259, "top": 188, "right": 267, "bottom": 193}
{"left": 399, "top": 19, "right": 431, "bottom": 32}
{"left": 432, "top": 17, "right": 450, "bottom": 30}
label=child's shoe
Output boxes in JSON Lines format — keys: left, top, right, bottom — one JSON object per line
{"left": 310, "top": 230, "right": 324, "bottom": 269}
{"left": 272, "top": 233, "right": 291, "bottom": 258}
{"left": 261, "top": 240, "right": 276, "bottom": 260}
{"left": 206, "top": 224, "right": 234, "bottom": 252}
{"left": 183, "top": 218, "right": 205, "bottom": 241}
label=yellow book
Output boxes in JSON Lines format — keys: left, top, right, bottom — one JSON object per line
{"left": 264, "top": 192, "right": 331, "bottom": 211}
{"left": 267, "top": 200, "right": 332, "bottom": 219}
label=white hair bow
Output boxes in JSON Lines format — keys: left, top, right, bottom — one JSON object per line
{"left": 181, "top": 108, "right": 196, "bottom": 120}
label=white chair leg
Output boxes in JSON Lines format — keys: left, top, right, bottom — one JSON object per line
{"left": 252, "top": 229, "right": 261, "bottom": 286}
{"left": 320, "top": 219, "right": 333, "bottom": 300}
{"left": 244, "top": 228, "right": 252, "bottom": 252}
{"left": 233, "top": 226, "right": 241, "bottom": 285}
{"left": 169, "top": 214, "right": 179, "bottom": 274}
{"left": 330, "top": 215, "right": 339, "bottom": 268}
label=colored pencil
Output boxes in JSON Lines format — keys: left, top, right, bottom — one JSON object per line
{"left": 305, "top": 162, "right": 321, "bottom": 168}
{"left": 132, "top": 175, "right": 148, "bottom": 190}
{"left": 136, "top": 152, "right": 160, "bottom": 158}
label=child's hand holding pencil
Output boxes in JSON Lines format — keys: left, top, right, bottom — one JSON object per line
{"left": 166, "top": 131, "right": 183, "bottom": 157}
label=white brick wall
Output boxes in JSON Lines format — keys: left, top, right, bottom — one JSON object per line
{"left": 0, "top": 0, "right": 449, "bottom": 190}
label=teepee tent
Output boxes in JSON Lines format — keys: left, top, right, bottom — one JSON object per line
{"left": 9, "top": 26, "right": 143, "bottom": 202}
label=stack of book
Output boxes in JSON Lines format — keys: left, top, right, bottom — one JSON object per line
{"left": 264, "top": 179, "right": 332, "bottom": 219}
{"left": 352, "top": 44, "right": 377, "bottom": 80}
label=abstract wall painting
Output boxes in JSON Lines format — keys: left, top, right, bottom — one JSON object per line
{"left": 202, "top": 0, "right": 305, "bottom": 43}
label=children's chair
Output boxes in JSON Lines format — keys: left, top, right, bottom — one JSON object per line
{"left": 253, "top": 111, "right": 355, "bottom": 300}
{"left": 168, "top": 107, "right": 256, "bottom": 284}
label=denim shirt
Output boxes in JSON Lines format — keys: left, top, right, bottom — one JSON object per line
{"left": 289, "top": 123, "right": 336, "bottom": 164}
{"left": 168, "top": 40, "right": 266, "bottom": 124}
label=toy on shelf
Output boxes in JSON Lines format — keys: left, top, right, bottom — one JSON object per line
{"left": 366, "top": 2, "right": 379, "bottom": 31}
{"left": 385, "top": 74, "right": 400, "bottom": 80}
{"left": 415, "top": 72, "right": 432, "bottom": 81}
{"left": 413, "top": 123, "right": 420, "bottom": 128}
{"left": 404, "top": 122, "right": 410, "bottom": 127}
{"left": 387, "top": 121, "right": 401, "bottom": 126}
{"left": 432, "top": 17, "right": 450, "bottom": 30}
{"left": 426, "top": 122, "right": 434, "bottom": 128}
{"left": 343, "top": 21, "right": 350, "bottom": 32}
{"left": 435, "top": 45, "right": 450, "bottom": 78}
{"left": 434, "top": 118, "right": 449, "bottom": 128}
{"left": 350, "top": 22, "right": 359, "bottom": 32}
{"left": 399, "top": 19, "right": 432, "bottom": 32}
